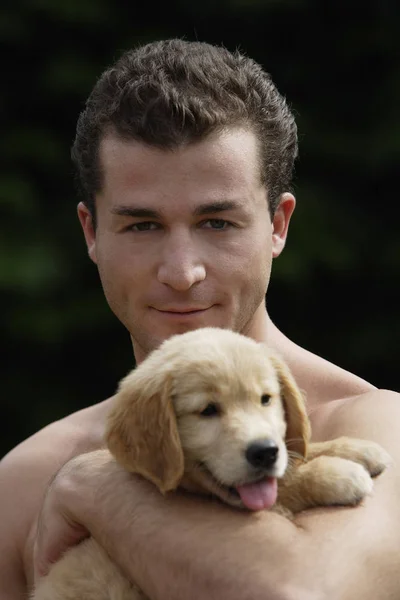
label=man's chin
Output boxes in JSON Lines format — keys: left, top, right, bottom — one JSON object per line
{"left": 131, "top": 307, "right": 235, "bottom": 360}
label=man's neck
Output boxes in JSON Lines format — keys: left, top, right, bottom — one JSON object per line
{"left": 129, "top": 306, "right": 374, "bottom": 409}
{"left": 266, "top": 316, "right": 375, "bottom": 409}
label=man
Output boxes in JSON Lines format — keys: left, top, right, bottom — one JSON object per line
{"left": 1, "top": 39, "right": 399, "bottom": 600}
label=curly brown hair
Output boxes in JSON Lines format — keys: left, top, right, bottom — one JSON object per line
{"left": 71, "top": 39, "right": 298, "bottom": 221}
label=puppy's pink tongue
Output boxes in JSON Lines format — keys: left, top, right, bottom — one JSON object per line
{"left": 236, "top": 477, "right": 278, "bottom": 511}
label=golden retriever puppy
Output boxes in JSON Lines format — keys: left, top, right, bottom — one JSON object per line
{"left": 32, "top": 327, "right": 391, "bottom": 600}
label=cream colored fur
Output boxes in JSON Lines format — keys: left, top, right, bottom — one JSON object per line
{"left": 32, "top": 327, "right": 391, "bottom": 600}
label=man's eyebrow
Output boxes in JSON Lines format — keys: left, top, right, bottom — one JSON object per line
{"left": 110, "top": 200, "right": 243, "bottom": 219}
{"left": 193, "top": 200, "right": 242, "bottom": 216}
{"left": 111, "top": 206, "right": 161, "bottom": 219}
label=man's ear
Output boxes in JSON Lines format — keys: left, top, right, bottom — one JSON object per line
{"left": 77, "top": 202, "right": 97, "bottom": 263}
{"left": 271, "top": 193, "right": 296, "bottom": 258}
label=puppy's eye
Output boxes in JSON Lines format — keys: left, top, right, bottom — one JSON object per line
{"left": 200, "top": 403, "right": 220, "bottom": 417}
{"left": 261, "top": 394, "right": 271, "bottom": 406}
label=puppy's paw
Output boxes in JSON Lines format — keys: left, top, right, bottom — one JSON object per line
{"left": 330, "top": 460, "right": 374, "bottom": 505}
{"left": 303, "top": 456, "right": 375, "bottom": 508}
{"left": 354, "top": 443, "right": 392, "bottom": 478}
{"left": 280, "top": 455, "right": 377, "bottom": 512}
{"left": 332, "top": 438, "right": 392, "bottom": 478}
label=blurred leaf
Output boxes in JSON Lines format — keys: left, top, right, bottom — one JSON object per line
{"left": 0, "top": 129, "right": 65, "bottom": 168}
{"left": 0, "top": 175, "right": 36, "bottom": 215}
{"left": 0, "top": 239, "right": 64, "bottom": 292}
{"left": 41, "top": 55, "right": 99, "bottom": 94}
{"left": 24, "top": 0, "right": 113, "bottom": 24}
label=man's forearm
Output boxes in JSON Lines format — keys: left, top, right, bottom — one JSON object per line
{"left": 39, "top": 445, "right": 399, "bottom": 600}
{"left": 60, "top": 451, "right": 314, "bottom": 600}
{"left": 98, "top": 488, "right": 305, "bottom": 600}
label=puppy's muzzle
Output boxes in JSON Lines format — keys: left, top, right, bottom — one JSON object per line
{"left": 245, "top": 439, "right": 279, "bottom": 469}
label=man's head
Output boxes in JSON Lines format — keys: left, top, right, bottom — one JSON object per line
{"left": 75, "top": 39, "right": 298, "bottom": 361}
{"left": 72, "top": 38, "right": 298, "bottom": 223}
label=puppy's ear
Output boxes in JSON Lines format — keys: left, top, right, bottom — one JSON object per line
{"left": 269, "top": 354, "right": 311, "bottom": 459}
{"left": 106, "top": 365, "right": 184, "bottom": 494}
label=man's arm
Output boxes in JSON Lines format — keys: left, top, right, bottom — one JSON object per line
{"left": 0, "top": 451, "right": 34, "bottom": 600}
{"left": 0, "top": 417, "right": 99, "bottom": 600}
{"left": 35, "top": 390, "right": 400, "bottom": 600}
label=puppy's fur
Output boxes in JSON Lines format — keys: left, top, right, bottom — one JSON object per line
{"left": 32, "top": 328, "right": 391, "bottom": 600}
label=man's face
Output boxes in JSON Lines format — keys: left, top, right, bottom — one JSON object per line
{"left": 79, "top": 128, "right": 293, "bottom": 362}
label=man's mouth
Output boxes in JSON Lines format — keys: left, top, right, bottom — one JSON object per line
{"left": 151, "top": 307, "right": 213, "bottom": 321}
{"left": 155, "top": 307, "right": 210, "bottom": 314}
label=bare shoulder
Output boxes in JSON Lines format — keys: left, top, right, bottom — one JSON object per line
{"left": 0, "top": 399, "right": 111, "bottom": 594}
{"left": 1, "top": 397, "right": 111, "bottom": 515}
{"left": 2, "top": 396, "right": 110, "bottom": 475}
{"left": 311, "top": 388, "right": 400, "bottom": 449}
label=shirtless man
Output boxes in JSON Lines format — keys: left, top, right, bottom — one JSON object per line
{"left": 1, "top": 39, "right": 399, "bottom": 600}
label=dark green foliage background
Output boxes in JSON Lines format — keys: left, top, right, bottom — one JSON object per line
{"left": 2, "top": 0, "right": 399, "bottom": 457}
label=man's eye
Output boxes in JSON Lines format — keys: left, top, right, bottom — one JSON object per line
{"left": 202, "top": 219, "right": 230, "bottom": 230}
{"left": 130, "top": 222, "right": 159, "bottom": 232}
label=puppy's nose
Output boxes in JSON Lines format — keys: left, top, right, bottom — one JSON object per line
{"left": 246, "top": 440, "right": 279, "bottom": 469}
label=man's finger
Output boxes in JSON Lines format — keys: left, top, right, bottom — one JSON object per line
{"left": 33, "top": 481, "right": 89, "bottom": 581}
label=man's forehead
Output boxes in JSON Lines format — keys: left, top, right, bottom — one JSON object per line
{"left": 98, "top": 128, "right": 262, "bottom": 177}
{"left": 97, "top": 129, "right": 267, "bottom": 210}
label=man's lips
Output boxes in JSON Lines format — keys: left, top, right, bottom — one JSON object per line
{"left": 152, "top": 307, "right": 211, "bottom": 314}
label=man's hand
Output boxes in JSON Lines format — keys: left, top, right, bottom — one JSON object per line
{"left": 32, "top": 449, "right": 161, "bottom": 588}
{"left": 33, "top": 451, "right": 108, "bottom": 581}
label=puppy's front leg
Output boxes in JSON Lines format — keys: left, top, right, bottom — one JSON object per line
{"left": 277, "top": 455, "right": 374, "bottom": 514}
{"left": 307, "top": 437, "right": 391, "bottom": 477}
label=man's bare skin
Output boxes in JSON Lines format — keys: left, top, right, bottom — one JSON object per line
{"left": 0, "top": 317, "right": 379, "bottom": 597}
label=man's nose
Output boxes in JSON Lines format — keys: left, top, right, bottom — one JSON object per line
{"left": 157, "top": 231, "right": 206, "bottom": 291}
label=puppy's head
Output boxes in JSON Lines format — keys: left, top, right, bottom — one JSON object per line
{"left": 106, "top": 328, "right": 310, "bottom": 507}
